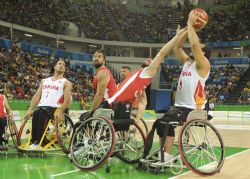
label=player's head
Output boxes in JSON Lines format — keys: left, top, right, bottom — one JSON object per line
{"left": 141, "top": 58, "right": 153, "bottom": 68}
{"left": 54, "top": 58, "right": 66, "bottom": 74}
{"left": 93, "top": 50, "right": 106, "bottom": 69}
{"left": 189, "top": 43, "right": 211, "bottom": 60}
{"left": 120, "top": 66, "right": 131, "bottom": 80}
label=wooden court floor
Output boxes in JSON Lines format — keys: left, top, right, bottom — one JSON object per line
{"left": 172, "top": 117, "right": 250, "bottom": 179}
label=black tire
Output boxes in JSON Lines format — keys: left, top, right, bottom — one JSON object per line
{"left": 178, "top": 119, "right": 225, "bottom": 176}
{"left": 115, "top": 121, "right": 146, "bottom": 164}
{"left": 55, "top": 114, "right": 74, "bottom": 154}
{"left": 140, "top": 118, "right": 148, "bottom": 136}
{"left": 70, "top": 116, "right": 116, "bottom": 171}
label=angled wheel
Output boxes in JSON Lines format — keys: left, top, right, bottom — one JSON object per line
{"left": 7, "top": 118, "right": 18, "bottom": 148}
{"left": 115, "top": 121, "right": 146, "bottom": 164}
{"left": 55, "top": 114, "right": 74, "bottom": 154}
{"left": 17, "top": 116, "right": 32, "bottom": 149}
{"left": 70, "top": 116, "right": 116, "bottom": 171}
{"left": 178, "top": 119, "right": 225, "bottom": 176}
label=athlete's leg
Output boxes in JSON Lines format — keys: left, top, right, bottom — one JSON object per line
{"left": 31, "top": 109, "right": 40, "bottom": 143}
{"left": 0, "top": 118, "right": 7, "bottom": 146}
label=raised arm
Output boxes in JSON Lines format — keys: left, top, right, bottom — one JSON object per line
{"left": 91, "top": 71, "right": 109, "bottom": 111}
{"left": 187, "top": 11, "right": 210, "bottom": 78}
{"left": 173, "top": 26, "right": 189, "bottom": 64}
{"left": 145, "top": 26, "right": 188, "bottom": 77}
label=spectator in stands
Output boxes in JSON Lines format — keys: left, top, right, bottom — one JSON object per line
{"left": 0, "top": 0, "right": 248, "bottom": 42}
{"left": 218, "top": 51, "right": 222, "bottom": 58}
{"left": 239, "top": 87, "right": 250, "bottom": 105}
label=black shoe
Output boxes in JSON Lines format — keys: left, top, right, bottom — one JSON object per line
{"left": 208, "top": 114, "right": 213, "bottom": 120}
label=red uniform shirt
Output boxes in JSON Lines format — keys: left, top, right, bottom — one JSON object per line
{"left": 108, "top": 68, "right": 152, "bottom": 104}
{"left": 0, "top": 94, "right": 6, "bottom": 118}
{"left": 93, "top": 66, "right": 117, "bottom": 101}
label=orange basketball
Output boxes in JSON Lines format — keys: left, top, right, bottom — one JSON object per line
{"left": 190, "top": 8, "right": 208, "bottom": 30}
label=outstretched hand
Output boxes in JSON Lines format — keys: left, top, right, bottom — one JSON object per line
{"left": 176, "top": 25, "right": 187, "bottom": 36}
{"left": 188, "top": 10, "right": 200, "bottom": 26}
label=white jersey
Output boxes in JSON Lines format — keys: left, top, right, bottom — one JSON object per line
{"left": 38, "top": 77, "right": 67, "bottom": 108}
{"left": 175, "top": 60, "right": 209, "bottom": 110}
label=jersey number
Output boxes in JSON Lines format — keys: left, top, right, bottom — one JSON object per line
{"left": 178, "top": 80, "right": 183, "bottom": 90}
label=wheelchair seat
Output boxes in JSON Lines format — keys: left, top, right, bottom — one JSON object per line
{"left": 186, "top": 110, "right": 207, "bottom": 121}
{"left": 93, "top": 108, "right": 113, "bottom": 119}
{"left": 70, "top": 102, "right": 146, "bottom": 171}
{"left": 93, "top": 103, "right": 133, "bottom": 132}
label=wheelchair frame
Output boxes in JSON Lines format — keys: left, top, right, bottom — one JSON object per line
{"left": 69, "top": 107, "right": 146, "bottom": 172}
{"left": 17, "top": 108, "right": 74, "bottom": 155}
{"left": 0, "top": 117, "right": 18, "bottom": 154}
{"left": 139, "top": 110, "right": 225, "bottom": 176}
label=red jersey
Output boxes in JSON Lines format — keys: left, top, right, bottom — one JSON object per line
{"left": 108, "top": 68, "right": 152, "bottom": 104}
{"left": 93, "top": 66, "right": 117, "bottom": 101}
{"left": 0, "top": 94, "right": 6, "bottom": 118}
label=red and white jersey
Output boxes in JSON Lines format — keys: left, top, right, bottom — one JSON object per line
{"left": 0, "top": 94, "right": 6, "bottom": 118}
{"left": 175, "top": 60, "right": 209, "bottom": 110}
{"left": 108, "top": 67, "right": 152, "bottom": 104}
{"left": 93, "top": 66, "right": 117, "bottom": 101}
{"left": 38, "top": 77, "right": 67, "bottom": 108}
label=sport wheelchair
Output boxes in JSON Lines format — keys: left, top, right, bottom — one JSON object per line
{"left": 69, "top": 102, "right": 146, "bottom": 172}
{"left": 17, "top": 107, "right": 74, "bottom": 156}
{"left": 0, "top": 116, "right": 18, "bottom": 155}
{"left": 139, "top": 110, "right": 225, "bottom": 176}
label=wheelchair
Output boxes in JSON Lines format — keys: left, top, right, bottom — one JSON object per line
{"left": 0, "top": 116, "right": 18, "bottom": 155}
{"left": 139, "top": 110, "right": 225, "bottom": 176}
{"left": 69, "top": 102, "right": 146, "bottom": 172}
{"left": 17, "top": 107, "right": 74, "bottom": 156}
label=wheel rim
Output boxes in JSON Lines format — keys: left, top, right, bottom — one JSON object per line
{"left": 70, "top": 117, "right": 116, "bottom": 170}
{"left": 8, "top": 119, "right": 18, "bottom": 147}
{"left": 115, "top": 122, "right": 145, "bottom": 163}
{"left": 178, "top": 119, "right": 225, "bottom": 176}
{"left": 55, "top": 114, "right": 74, "bottom": 154}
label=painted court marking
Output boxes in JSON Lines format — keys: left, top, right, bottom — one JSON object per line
{"left": 169, "top": 148, "right": 250, "bottom": 179}
{"left": 52, "top": 169, "right": 80, "bottom": 177}
{"left": 51, "top": 149, "right": 250, "bottom": 178}
{"left": 214, "top": 124, "right": 250, "bottom": 130}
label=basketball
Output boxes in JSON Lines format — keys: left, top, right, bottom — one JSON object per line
{"left": 190, "top": 8, "right": 208, "bottom": 30}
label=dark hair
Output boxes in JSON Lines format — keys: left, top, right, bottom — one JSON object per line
{"left": 121, "top": 66, "right": 131, "bottom": 71}
{"left": 95, "top": 50, "right": 106, "bottom": 61}
{"left": 141, "top": 62, "right": 149, "bottom": 68}
{"left": 50, "top": 58, "right": 66, "bottom": 74}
